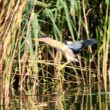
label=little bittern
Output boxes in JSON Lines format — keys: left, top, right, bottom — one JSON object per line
{"left": 33, "top": 37, "right": 96, "bottom": 62}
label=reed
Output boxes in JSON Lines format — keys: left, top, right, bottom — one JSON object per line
{"left": 0, "top": 0, "right": 110, "bottom": 109}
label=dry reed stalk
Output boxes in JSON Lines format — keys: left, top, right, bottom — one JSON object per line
{"left": 0, "top": 0, "right": 27, "bottom": 109}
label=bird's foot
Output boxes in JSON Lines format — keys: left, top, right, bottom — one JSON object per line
{"left": 57, "top": 61, "right": 70, "bottom": 70}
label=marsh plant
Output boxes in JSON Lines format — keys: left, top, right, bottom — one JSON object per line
{"left": 0, "top": 0, "right": 110, "bottom": 109}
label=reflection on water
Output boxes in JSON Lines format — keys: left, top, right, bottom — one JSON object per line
{"left": 2, "top": 82, "right": 110, "bottom": 110}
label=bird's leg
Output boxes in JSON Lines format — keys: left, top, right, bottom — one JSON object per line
{"left": 58, "top": 61, "right": 71, "bottom": 70}
{"left": 56, "top": 61, "right": 70, "bottom": 81}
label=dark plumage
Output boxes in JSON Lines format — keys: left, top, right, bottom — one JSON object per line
{"left": 66, "top": 39, "right": 97, "bottom": 53}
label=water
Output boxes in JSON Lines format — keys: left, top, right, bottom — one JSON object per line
{"left": 1, "top": 82, "right": 110, "bottom": 110}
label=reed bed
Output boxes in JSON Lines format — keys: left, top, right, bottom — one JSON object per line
{"left": 0, "top": 0, "right": 110, "bottom": 109}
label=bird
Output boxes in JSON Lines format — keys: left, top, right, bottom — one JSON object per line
{"left": 33, "top": 37, "right": 97, "bottom": 63}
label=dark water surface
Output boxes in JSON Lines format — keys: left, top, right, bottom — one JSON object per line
{"left": 2, "top": 82, "right": 109, "bottom": 110}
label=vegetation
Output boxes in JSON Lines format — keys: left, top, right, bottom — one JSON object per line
{"left": 0, "top": 0, "right": 110, "bottom": 109}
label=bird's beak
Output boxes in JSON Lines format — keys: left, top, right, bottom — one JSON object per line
{"left": 33, "top": 38, "right": 40, "bottom": 42}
